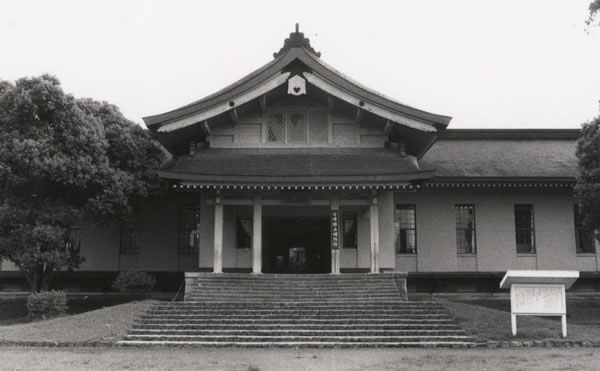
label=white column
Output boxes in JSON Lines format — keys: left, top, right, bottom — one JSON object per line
{"left": 213, "top": 194, "right": 223, "bottom": 273}
{"left": 252, "top": 195, "right": 262, "bottom": 274}
{"left": 331, "top": 195, "right": 340, "bottom": 274}
{"left": 370, "top": 193, "right": 380, "bottom": 273}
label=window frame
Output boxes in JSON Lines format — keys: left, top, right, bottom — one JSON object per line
{"left": 514, "top": 204, "right": 536, "bottom": 255}
{"left": 342, "top": 211, "right": 358, "bottom": 249}
{"left": 178, "top": 205, "right": 201, "bottom": 255}
{"left": 455, "top": 204, "right": 477, "bottom": 255}
{"left": 235, "top": 212, "right": 253, "bottom": 250}
{"left": 265, "top": 109, "right": 329, "bottom": 145}
{"left": 395, "top": 204, "right": 417, "bottom": 255}
{"left": 574, "top": 204, "right": 596, "bottom": 255}
{"left": 120, "top": 219, "right": 140, "bottom": 255}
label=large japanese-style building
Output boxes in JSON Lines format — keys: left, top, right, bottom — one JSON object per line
{"left": 2, "top": 26, "right": 598, "bottom": 294}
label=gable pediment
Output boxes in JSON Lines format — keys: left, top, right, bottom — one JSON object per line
{"left": 144, "top": 28, "right": 452, "bottom": 157}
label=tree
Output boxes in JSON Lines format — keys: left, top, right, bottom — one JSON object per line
{"left": 587, "top": 0, "right": 600, "bottom": 27}
{"left": 575, "top": 116, "right": 600, "bottom": 242}
{"left": 0, "top": 75, "right": 165, "bottom": 292}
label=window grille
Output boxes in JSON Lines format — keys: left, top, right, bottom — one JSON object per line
{"left": 179, "top": 205, "right": 200, "bottom": 254}
{"left": 309, "top": 111, "right": 328, "bottom": 143}
{"left": 343, "top": 212, "right": 357, "bottom": 248}
{"left": 574, "top": 205, "right": 595, "bottom": 254}
{"left": 65, "top": 228, "right": 81, "bottom": 253}
{"left": 395, "top": 205, "right": 417, "bottom": 254}
{"left": 287, "top": 112, "right": 307, "bottom": 143}
{"left": 515, "top": 204, "right": 535, "bottom": 254}
{"left": 267, "top": 111, "right": 328, "bottom": 144}
{"left": 267, "top": 113, "right": 285, "bottom": 143}
{"left": 456, "top": 205, "right": 476, "bottom": 254}
{"left": 236, "top": 213, "right": 253, "bottom": 249}
{"left": 120, "top": 220, "right": 139, "bottom": 254}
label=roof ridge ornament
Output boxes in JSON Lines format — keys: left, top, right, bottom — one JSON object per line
{"left": 273, "top": 23, "right": 321, "bottom": 59}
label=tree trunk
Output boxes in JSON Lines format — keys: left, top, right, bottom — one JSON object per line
{"left": 28, "top": 265, "right": 55, "bottom": 292}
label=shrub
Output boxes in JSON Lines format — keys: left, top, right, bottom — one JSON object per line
{"left": 112, "top": 271, "right": 156, "bottom": 294}
{"left": 27, "top": 290, "right": 68, "bottom": 320}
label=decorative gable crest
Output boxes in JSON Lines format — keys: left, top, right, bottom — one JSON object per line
{"left": 273, "top": 23, "right": 321, "bottom": 59}
{"left": 287, "top": 75, "right": 306, "bottom": 96}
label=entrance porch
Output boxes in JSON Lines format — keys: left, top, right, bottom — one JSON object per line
{"left": 191, "top": 188, "right": 400, "bottom": 274}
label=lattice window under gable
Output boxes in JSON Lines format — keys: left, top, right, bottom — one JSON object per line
{"left": 267, "top": 113, "right": 285, "bottom": 143}
{"left": 309, "top": 111, "right": 328, "bottom": 143}
{"left": 287, "top": 112, "right": 307, "bottom": 143}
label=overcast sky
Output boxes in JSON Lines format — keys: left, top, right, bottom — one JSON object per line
{"left": 1, "top": 0, "right": 599, "bottom": 129}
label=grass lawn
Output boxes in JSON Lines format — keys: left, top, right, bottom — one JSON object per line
{"left": 0, "top": 294, "right": 150, "bottom": 326}
{"left": 439, "top": 297, "right": 600, "bottom": 341}
{"left": 0, "top": 347, "right": 598, "bottom": 370}
{"left": 0, "top": 300, "right": 155, "bottom": 343}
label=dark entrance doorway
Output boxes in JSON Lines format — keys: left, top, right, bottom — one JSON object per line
{"left": 263, "top": 218, "right": 330, "bottom": 273}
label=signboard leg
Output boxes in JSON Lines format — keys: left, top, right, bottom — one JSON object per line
{"left": 561, "top": 315, "right": 567, "bottom": 338}
{"left": 511, "top": 314, "right": 517, "bottom": 336}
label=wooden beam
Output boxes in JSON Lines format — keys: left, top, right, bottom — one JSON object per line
{"left": 259, "top": 95, "right": 267, "bottom": 112}
{"left": 229, "top": 108, "right": 239, "bottom": 124}
{"left": 303, "top": 72, "right": 436, "bottom": 133}
{"left": 158, "top": 72, "right": 291, "bottom": 133}
{"left": 383, "top": 120, "right": 393, "bottom": 136}
{"left": 328, "top": 96, "right": 335, "bottom": 113}
{"left": 200, "top": 120, "right": 211, "bottom": 135}
{"left": 355, "top": 108, "right": 364, "bottom": 124}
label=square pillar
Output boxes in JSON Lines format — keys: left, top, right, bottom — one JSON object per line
{"left": 213, "top": 194, "right": 223, "bottom": 273}
{"left": 370, "top": 193, "right": 380, "bottom": 273}
{"left": 252, "top": 195, "right": 262, "bottom": 274}
{"left": 331, "top": 195, "right": 340, "bottom": 274}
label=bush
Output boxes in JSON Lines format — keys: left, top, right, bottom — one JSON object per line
{"left": 27, "top": 290, "right": 68, "bottom": 320}
{"left": 112, "top": 271, "right": 156, "bottom": 294}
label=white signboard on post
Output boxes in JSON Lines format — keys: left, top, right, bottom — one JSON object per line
{"left": 500, "top": 270, "right": 579, "bottom": 338}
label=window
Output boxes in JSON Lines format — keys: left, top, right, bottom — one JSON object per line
{"left": 236, "top": 213, "right": 252, "bottom": 249}
{"left": 120, "top": 218, "right": 139, "bottom": 254}
{"left": 515, "top": 205, "right": 535, "bottom": 254}
{"left": 343, "top": 212, "right": 357, "bottom": 249}
{"left": 395, "top": 205, "right": 416, "bottom": 254}
{"left": 179, "top": 205, "right": 200, "bottom": 254}
{"left": 574, "top": 205, "right": 595, "bottom": 254}
{"left": 267, "top": 111, "right": 328, "bottom": 144}
{"left": 456, "top": 205, "right": 476, "bottom": 254}
{"left": 65, "top": 228, "right": 81, "bottom": 253}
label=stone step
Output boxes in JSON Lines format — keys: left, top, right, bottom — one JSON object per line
{"left": 123, "top": 273, "right": 475, "bottom": 348}
{"left": 139, "top": 316, "right": 453, "bottom": 322}
{"left": 145, "top": 308, "right": 448, "bottom": 314}
{"left": 132, "top": 323, "right": 462, "bottom": 330}
{"left": 191, "top": 289, "right": 400, "bottom": 293}
{"left": 122, "top": 334, "right": 473, "bottom": 342}
{"left": 117, "top": 340, "right": 477, "bottom": 348}
{"left": 135, "top": 318, "right": 455, "bottom": 325}
{"left": 152, "top": 304, "right": 441, "bottom": 310}
{"left": 129, "top": 329, "right": 466, "bottom": 336}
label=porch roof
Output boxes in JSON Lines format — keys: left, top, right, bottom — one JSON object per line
{"left": 158, "top": 148, "right": 433, "bottom": 185}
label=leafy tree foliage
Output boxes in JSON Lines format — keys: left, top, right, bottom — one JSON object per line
{"left": 575, "top": 116, "right": 600, "bottom": 242}
{"left": 0, "top": 75, "right": 165, "bottom": 291}
{"left": 588, "top": 0, "right": 600, "bottom": 26}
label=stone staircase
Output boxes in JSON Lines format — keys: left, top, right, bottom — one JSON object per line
{"left": 119, "top": 273, "right": 477, "bottom": 347}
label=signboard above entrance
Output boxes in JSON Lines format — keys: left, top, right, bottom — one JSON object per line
{"left": 331, "top": 210, "right": 339, "bottom": 250}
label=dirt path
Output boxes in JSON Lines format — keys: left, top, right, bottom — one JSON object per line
{"left": 0, "top": 347, "right": 598, "bottom": 370}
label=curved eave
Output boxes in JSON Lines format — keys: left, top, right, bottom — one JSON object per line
{"left": 428, "top": 176, "right": 576, "bottom": 184}
{"left": 157, "top": 170, "right": 435, "bottom": 184}
{"left": 144, "top": 47, "right": 451, "bottom": 131}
